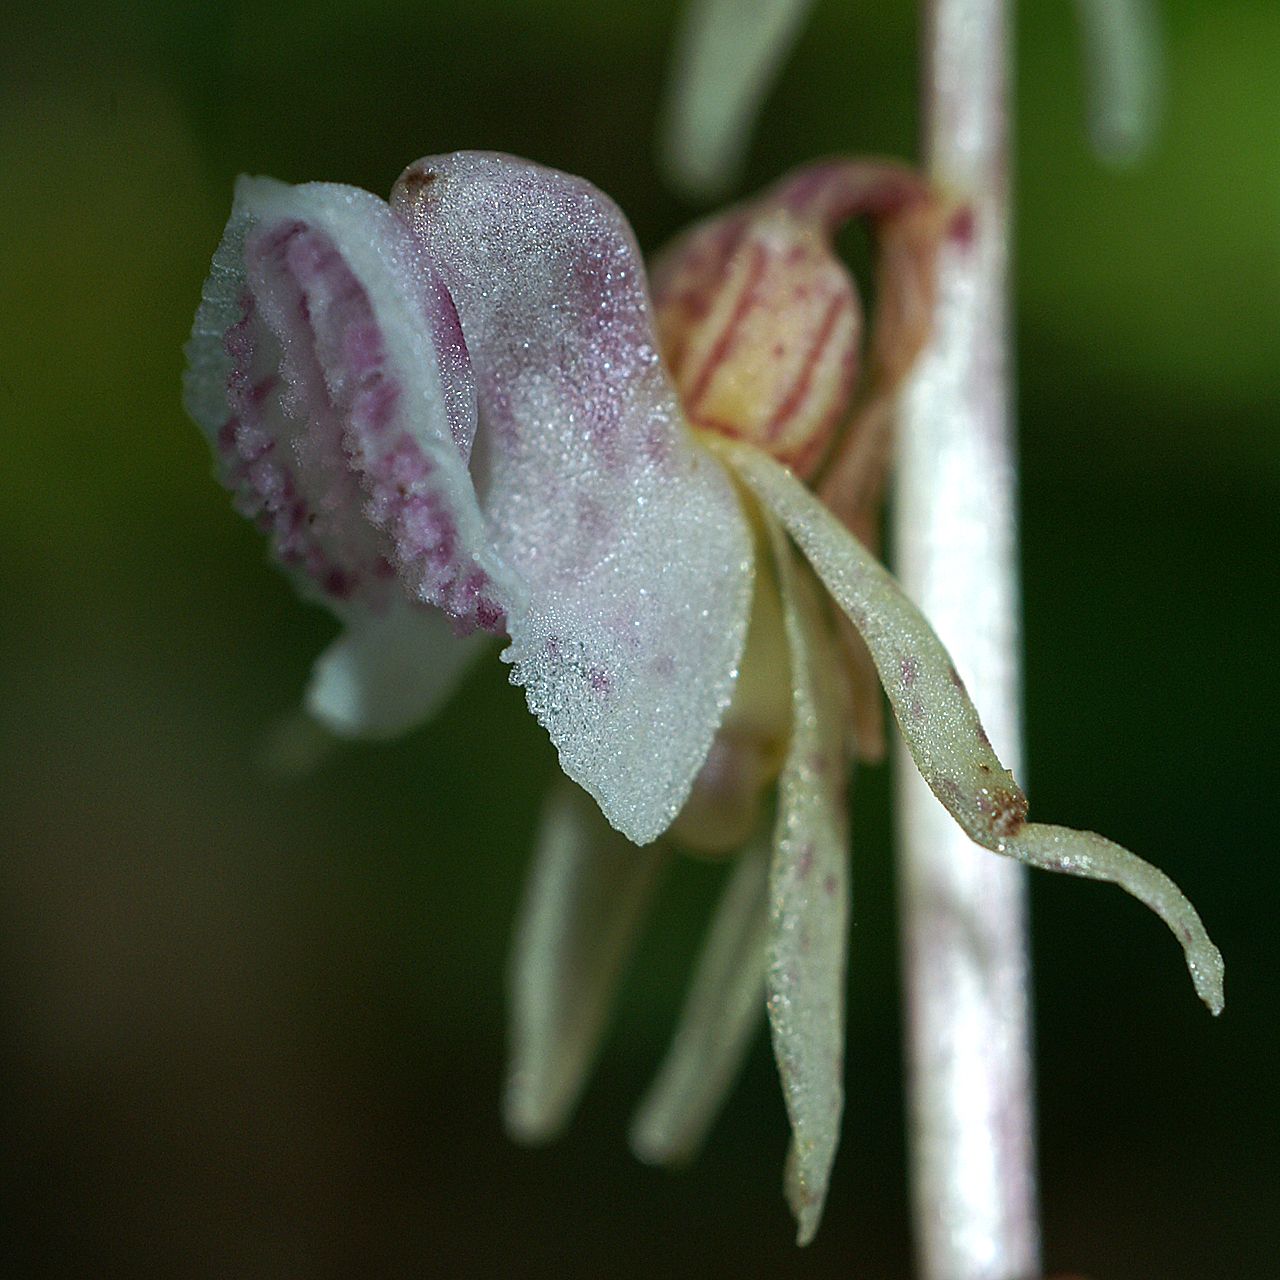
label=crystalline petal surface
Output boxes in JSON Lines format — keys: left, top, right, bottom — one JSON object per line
{"left": 763, "top": 513, "right": 851, "bottom": 1246}
{"left": 393, "top": 152, "right": 755, "bottom": 844}
{"left": 726, "top": 438, "right": 1223, "bottom": 1014}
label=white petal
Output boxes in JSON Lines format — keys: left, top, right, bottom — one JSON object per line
{"left": 725, "top": 439, "right": 1224, "bottom": 1014}
{"left": 660, "top": 0, "right": 817, "bottom": 198}
{"left": 394, "top": 153, "right": 756, "bottom": 844}
{"left": 505, "top": 780, "right": 669, "bottom": 1143}
{"left": 630, "top": 831, "right": 770, "bottom": 1166}
{"left": 305, "top": 601, "right": 488, "bottom": 739}
{"left": 762, "top": 509, "right": 851, "bottom": 1246}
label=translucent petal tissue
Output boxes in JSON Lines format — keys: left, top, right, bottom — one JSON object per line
{"left": 723, "top": 438, "right": 1225, "bottom": 1015}
{"left": 393, "top": 152, "right": 757, "bottom": 844}
{"left": 506, "top": 779, "right": 669, "bottom": 1143}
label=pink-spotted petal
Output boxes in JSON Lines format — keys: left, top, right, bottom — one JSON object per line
{"left": 306, "top": 602, "right": 489, "bottom": 740}
{"left": 184, "top": 176, "right": 516, "bottom": 631}
{"left": 723, "top": 439, "right": 1224, "bottom": 1015}
{"left": 393, "top": 153, "right": 755, "bottom": 845}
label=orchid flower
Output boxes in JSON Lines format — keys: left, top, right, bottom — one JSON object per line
{"left": 184, "top": 150, "right": 1222, "bottom": 1244}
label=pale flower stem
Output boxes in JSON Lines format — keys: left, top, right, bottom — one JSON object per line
{"left": 893, "top": 1, "right": 1042, "bottom": 1279}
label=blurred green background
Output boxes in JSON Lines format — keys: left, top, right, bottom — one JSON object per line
{"left": 1, "top": 0, "right": 1275, "bottom": 1275}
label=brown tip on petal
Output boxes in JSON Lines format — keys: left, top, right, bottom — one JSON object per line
{"left": 721, "top": 440, "right": 1226, "bottom": 1019}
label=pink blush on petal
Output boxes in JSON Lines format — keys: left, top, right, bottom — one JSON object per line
{"left": 216, "top": 284, "right": 394, "bottom": 610}
{"left": 354, "top": 376, "right": 400, "bottom": 434}
{"left": 240, "top": 218, "right": 501, "bottom": 631}
{"left": 342, "top": 320, "right": 384, "bottom": 378}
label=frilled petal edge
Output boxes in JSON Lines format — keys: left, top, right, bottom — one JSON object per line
{"left": 183, "top": 176, "right": 515, "bottom": 631}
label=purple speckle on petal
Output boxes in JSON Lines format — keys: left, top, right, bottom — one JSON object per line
{"left": 246, "top": 455, "right": 284, "bottom": 501}
{"left": 218, "top": 214, "right": 498, "bottom": 629}
{"left": 381, "top": 435, "right": 430, "bottom": 487}
{"left": 256, "top": 220, "right": 306, "bottom": 258}
{"left": 475, "top": 597, "right": 505, "bottom": 633}
{"left": 935, "top": 777, "right": 965, "bottom": 811}
{"left": 217, "top": 255, "right": 378, "bottom": 607}
{"left": 216, "top": 415, "right": 239, "bottom": 452}
{"left": 249, "top": 374, "right": 279, "bottom": 406}
{"left": 355, "top": 376, "right": 400, "bottom": 433}
{"left": 323, "top": 568, "right": 357, "bottom": 599}
{"left": 222, "top": 293, "right": 256, "bottom": 362}
{"left": 396, "top": 494, "right": 454, "bottom": 564}
{"left": 343, "top": 320, "right": 384, "bottom": 377}
{"left": 796, "top": 842, "right": 815, "bottom": 879}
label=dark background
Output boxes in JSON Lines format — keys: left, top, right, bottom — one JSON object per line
{"left": 1, "top": 1, "right": 1275, "bottom": 1276}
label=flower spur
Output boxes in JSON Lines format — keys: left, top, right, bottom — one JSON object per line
{"left": 184, "top": 151, "right": 1223, "bottom": 1245}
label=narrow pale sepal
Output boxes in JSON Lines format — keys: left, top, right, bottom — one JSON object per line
{"left": 998, "top": 825, "right": 1224, "bottom": 1013}
{"left": 305, "top": 602, "right": 488, "bottom": 739}
{"left": 394, "top": 153, "right": 755, "bottom": 845}
{"left": 1073, "top": 0, "right": 1163, "bottom": 166}
{"left": 761, "top": 506, "right": 852, "bottom": 1246}
{"left": 722, "top": 439, "right": 1224, "bottom": 1014}
{"left": 506, "top": 780, "right": 669, "bottom": 1143}
{"left": 660, "top": 0, "right": 816, "bottom": 198}
{"left": 630, "top": 831, "right": 770, "bottom": 1165}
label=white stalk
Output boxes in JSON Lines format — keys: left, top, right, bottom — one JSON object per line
{"left": 893, "top": 1, "right": 1041, "bottom": 1278}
